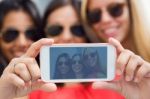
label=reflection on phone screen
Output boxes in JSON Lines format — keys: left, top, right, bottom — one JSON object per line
{"left": 50, "top": 47, "right": 107, "bottom": 79}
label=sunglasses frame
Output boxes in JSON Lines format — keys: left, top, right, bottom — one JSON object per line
{"left": 0, "top": 28, "right": 38, "bottom": 43}
{"left": 87, "top": 3, "right": 126, "bottom": 24}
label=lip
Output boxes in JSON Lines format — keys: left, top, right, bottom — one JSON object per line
{"left": 101, "top": 27, "right": 118, "bottom": 38}
{"left": 73, "top": 65, "right": 82, "bottom": 72}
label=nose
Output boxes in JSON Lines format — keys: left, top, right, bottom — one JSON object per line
{"left": 60, "top": 28, "right": 74, "bottom": 43}
{"left": 16, "top": 33, "right": 30, "bottom": 47}
{"left": 101, "top": 10, "right": 113, "bottom": 24}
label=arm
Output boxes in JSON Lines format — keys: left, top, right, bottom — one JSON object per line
{"left": 93, "top": 38, "right": 150, "bottom": 99}
{"left": 0, "top": 39, "right": 57, "bottom": 99}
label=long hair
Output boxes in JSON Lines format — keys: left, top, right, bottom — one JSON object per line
{"left": 43, "top": 0, "right": 82, "bottom": 32}
{"left": 0, "top": 0, "right": 43, "bottom": 76}
{"left": 81, "top": 0, "right": 150, "bottom": 62}
{"left": 0, "top": 0, "right": 43, "bottom": 40}
{"left": 53, "top": 53, "right": 75, "bottom": 79}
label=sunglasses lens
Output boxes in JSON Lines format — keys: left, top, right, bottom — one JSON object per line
{"left": 2, "top": 29, "right": 18, "bottom": 43}
{"left": 26, "top": 28, "right": 37, "bottom": 41}
{"left": 71, "top": 25, "right": 85, "bottom": 37}
{"left": 46, "top": 25, "right": 63, "bottom": 36}
{"left": 87, "top": 9, "right": 101, "bottom": 24}
{"left": 109, "top": 4, "right": 124, "bottom": 17}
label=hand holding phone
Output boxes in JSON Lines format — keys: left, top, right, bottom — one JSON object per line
{"left": 40, "top": 43, "right": 116, "bottom": 82}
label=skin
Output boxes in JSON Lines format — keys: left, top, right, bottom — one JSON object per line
{"left": 87, "top": 0, "right": 150, "bottom": 98}
{"left": 88, "top": 0, "right": 130, "bottom": 43}
{"left": 1, "top": 1, "right": 150, "bottom": 99}
{"left": 46, "top": 5, "right": 86, "bottom": 43}
{"left": 72, "top": 55, "right": 83, "bottom": 73}
{"left": 0, "top": 10, "right": 34, "bottom": 61}
{"left": 0, "top": 38, "right": 150, "bottom": 99}
{"left": 57, "top": 57, "right": 70, "bottom": 74}
{"left": 83, "top": 48, "right": 98, "bottom": 67}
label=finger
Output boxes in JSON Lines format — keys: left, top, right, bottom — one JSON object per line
{"left": 7, "top": 73, "right": 25, "bottom": 88}
{"left": 116, "top": 50, "right": 133, "bottom": 75}
{"left": 125, "top": 55, "right": 143, "bottom": 81}
{"left": 23, "top": 38, "right": 54, "bottom": 58}
{"left": 25, "top": 58, "right": 40, "bottom": 81}
{"left": 108, "top": 38, "right": 124, "bottom": 54}
{"left": 31, "top": 80, "right": 57, "bottom": 92}
{"left": 92, "top": 81, "right": 121, "bottom": 93}
{"left": 134, "top": 62, "right": 150, "bottom": 82}
{"left": 8, "top": 58, "right": 40, "bottom": 81}
{"left": 14, "top": 63, "right": 31, "bottom": 82}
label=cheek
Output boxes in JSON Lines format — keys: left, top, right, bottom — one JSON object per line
{"left": 0, "top": 42, "right": 14, "bottom": 60}
{"left": 116, "top": 15, "right": 130, "bottom": 41}
{"left": 1, "top": 42, "right": 13, "bottom": 52}
{"left": 92, "top": 24, "right": 100, "bottom": 34}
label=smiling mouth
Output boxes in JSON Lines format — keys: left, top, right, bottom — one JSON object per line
{"left": 101, "top": 27, "right": 118, "bottom": 38}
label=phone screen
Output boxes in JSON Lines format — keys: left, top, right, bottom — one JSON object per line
{"left": 49, "top": 46, "right": 107, "bottom": 80}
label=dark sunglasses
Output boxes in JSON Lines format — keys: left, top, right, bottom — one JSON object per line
{"left": 1, "top": 28, "right": 38, "bottom": 43}
{"left": 58, "top": 61, "right": 69, "bottom": 66}
{"left": 45, "top": 24, "right": 85, "bottom": 37}
{"left": 84, "top": 52, "right": 97, "bottom": 60}
{"left": 87, "top": 3, "right": 125, "bottom": 24}
{"left": 72, "top": 60, "right": 82, "bottom": 65}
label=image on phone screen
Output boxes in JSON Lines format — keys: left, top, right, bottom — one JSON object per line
{"left": 50, "top": 47, "right": 107, "bottom": 80}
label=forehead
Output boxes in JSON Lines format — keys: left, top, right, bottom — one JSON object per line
{"left": 59, "top": 57, "right": 67, "bottom": 61}
{"left": 2, "top": 10, "right": 33, "bottom": 30}
{"left": 88, "top": 0, "right": 127, "bottom": 9}
{"left": 47, "top": 5, "right": 78, "bottom": 24}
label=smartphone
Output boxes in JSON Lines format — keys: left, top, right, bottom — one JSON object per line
{"left": 40, "top": 43, "right": 116, "bottom": 82}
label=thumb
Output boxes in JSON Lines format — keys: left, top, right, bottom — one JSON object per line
{"left": 23, "top": 38, "right": 54, "bottom": 58}
{"left": 31, "top": 80, "right": 57, "bottom": 92}
{"left": 108, "top": 38, "right": 124, "bottom": 54}
{"left": 92, "top": 81, "right": 121, "bottom": 93}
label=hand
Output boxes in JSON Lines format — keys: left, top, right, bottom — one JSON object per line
{"left": 92, "top": 38, "right": 150, "bottom": 99}
{"left": 0, "top": 38, "right": 57, "bottom": 99}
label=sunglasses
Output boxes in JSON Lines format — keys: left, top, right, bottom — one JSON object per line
{"left": 72, "top": 60, "right": 82, "bottom": 65}
{"left": 87, "top": 3, "right": 125, "bottom": 24}
{"left": 84, "top": 52, "right": 97, "bottom": 60}
{"left": 45, "top": 24, "right": 85, "bottom": 37}
{"left": 1, "top": 28, "right": 38, "bottom": 43}
{"left": 58, "top": 61, "right": 69, "bottom": 66}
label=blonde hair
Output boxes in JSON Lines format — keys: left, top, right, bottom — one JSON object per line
{"left": 81, "top": 0, "right": 150, "bottom": 62}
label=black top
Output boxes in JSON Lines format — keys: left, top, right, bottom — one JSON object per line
{"left": 0, "top": 50, "right": 8, "bottom": 76}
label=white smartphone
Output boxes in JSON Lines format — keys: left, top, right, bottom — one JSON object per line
{"left": 40, "top": 43, "right": 116, "bottom": 83}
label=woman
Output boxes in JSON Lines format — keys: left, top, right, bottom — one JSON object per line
{"left": 71, "top": 53, "right": 85, "bottom": 78}
{"left": 81, "top": 0, "right": 150, "bottom": 98}
{"left": 82, "top": 48, "right": 106, "bottom": 78}
{"left": 54, "top": 53, "right": 74, "bottom": 79}
{"left": 29, "top": 0, "right": 123, "bottom": 99}
{"left": 0, "top": 0, "right": 42, "bottom": 76}
{"left": 1, "top": 0, "right": 149, "bottom": 99}
{"left": 42, "top": 0, "right": 87, "bottom": 44}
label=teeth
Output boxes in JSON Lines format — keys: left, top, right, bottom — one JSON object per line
{"left": 104, "top": 28, "right": 117, "bottom": 34}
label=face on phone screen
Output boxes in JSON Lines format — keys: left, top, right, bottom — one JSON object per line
{"left": 50, "top": 47, "right": 107, "bottom": 80}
